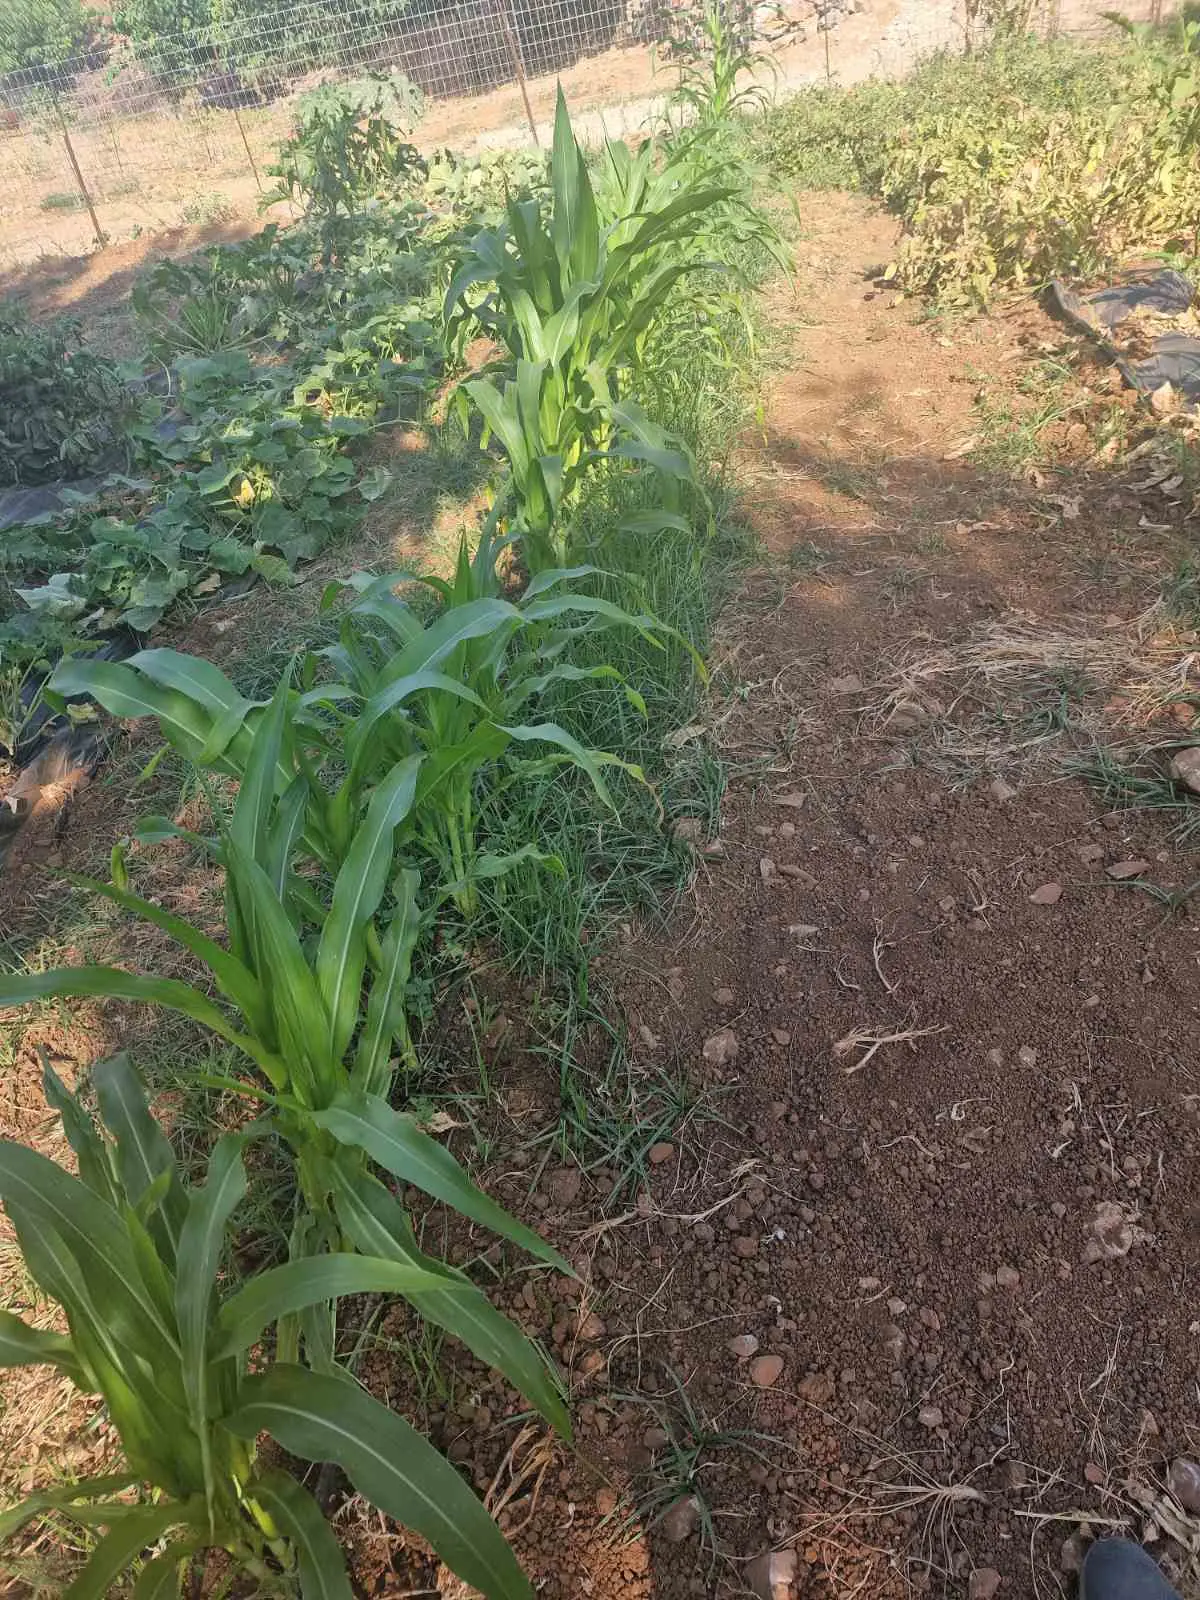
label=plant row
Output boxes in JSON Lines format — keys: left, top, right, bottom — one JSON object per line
{"left": 756, "top": 16, "right": 1200, "bottom": 305}
{"left": 0, "top": 55, "right": 784, "bottom": 1599}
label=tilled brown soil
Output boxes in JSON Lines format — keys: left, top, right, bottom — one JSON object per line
{"left": 4, "top": 193, "right": 1200, "bottom": 1600}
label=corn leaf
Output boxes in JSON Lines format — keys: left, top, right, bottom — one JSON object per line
{"left": 228, "top": 1364, "right": 534, "bottom": 1600}
{"left": 252, "top": 1469, "right": 353, "bottom": 1600}
{"left": 63, "top": 1504, "right": 183, "bottom": 1600}
{"left": 93, "top": 1055, "right": 187, "bottom": 1265}
{"left": 312, "top": 1091, "right": 571, "bottom": 1273}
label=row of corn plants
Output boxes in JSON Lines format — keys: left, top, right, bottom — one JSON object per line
{"left": 0, "top": 65, "right": 782, "bottom": 1599}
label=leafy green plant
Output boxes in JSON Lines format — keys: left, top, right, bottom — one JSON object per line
{"left": 0, "top": 1053, "right": 537, "bottom": 1598}
{"left": 0, "top": 0, "right": 95, "bottom": 70}
{"left": 0, "top": 307, "right": 132, "bottom": 487}
{"left": 446, "top": 91, "right": 736, "bottom": 568}
{"left": 266, "top": 74, "right": 426, "bottom": 262}
{"left": 663, "top": 0, "right": 775, "bottom": 127}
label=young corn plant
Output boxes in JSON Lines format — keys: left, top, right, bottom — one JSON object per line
{"left": 662, "top": 0, "right": 776, "bottom": 128}
{"left": 0, "top": 1054, "right": 536, "bottom": 1599}
{"left": 313, "top": 555, "right": 679, "bottom": 913}
{"left": 444, "top": 89, "right": 724, "bottom": 569}
{"left": 0, "top": 687, "right": 570, "bottom": 1425}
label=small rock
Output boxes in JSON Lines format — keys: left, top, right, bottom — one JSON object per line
{"left": 1082, "top": 1199, "right": 1144, "bottom": 1263}
{"left": 577, "top": 1348, "right": 606, "bottom": 1378}
{"left": 746, "top": 1547, "right": 798, "bottom": 1600}
{"left": 1060, "top": 1532, "right": 1087, "bottom": 1575}
{"left": 858, "top": 1276, "right": 883, "bottom": 1293}
{"left": 648, "top": 1141, "right": 675, "bottom": 1165}
{"left": 577, "top": 1313, "right": 606, "bottom": 1340}
{"left": 772, "top": 789, "right": 808, "bottom": 810}
{"left": 547, "top": 1166, "right": 582, "bottom": 1206}
{"left": 1168, "top": 1458, "right": 1200, "bottom": 1515}
{"left": 1084, "top": 1462, "right": 1106, "bottom": 1485}
{"left": 760, "top": 856, "right": 778, "bottom": 884}
{"left": 996, "top": 1265, "right": 1020, "bottom": 1290}
{"left": 595, "top": 1486, "right": 618, "bottom": 1517}
{"left": 1106, "top": 859, "right": 1150, "bottom": 880}
{"left": 749, "top": 1353, "right": 785, "bottom": 1388}
{"left": 1150, "top": 379, "right": 1178, "bottom": 415}
{"left": 1003, "top": 1460, "right": 1029, "bottom": 1490}
{"left": 969, "top": 1569, "right": 1003, "bottom": 1600}
{"left": 728, "top": 1334, "right": 760, "bottom": 1359}
{"left": 772, "top": 1027, "right": 792, "bottom": 1045}
{"left": 1077, "top": 842, "right": 1106, "bottom": 863}
{"left": 989, "top": 778, "right": 1017, "bottom": 803}
{"left": 703, "top": 838, "right": 727, "bottom": 859}
{"left": 1169, "top": 747, "right": 1200, "bottom": 795}
{"left": 887, "top": 1297, "right": 908, "bottom": 1316}
{"left": 702, "top": 1027, "right": 739, "bottom": 1067}
{"left": 734, "top": 1235, "right": 759, "bottom": 1258}
{"left": 1017, "top": 1045, "right": 1037, "bottom": 1068}
{"left": 1030, "top": 882, "right": 1063, "bottom": 905}
{"left": 918, "top": 1405, "right": 944, "bottom": 1429}
{"left": 637, "top": 1023, "right": 660, "bottom": 1048}
{"left": 713, "top": 986, "right": 736, "bottom": 1006}
{"left": 643, "top": 1426, "right": 670, "bottom": 1450}
{"left": 661, "top": 1495, "right": 700, "bottom": 1543}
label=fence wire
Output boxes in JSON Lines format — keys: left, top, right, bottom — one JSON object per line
{"left": 0, "top": 0, "right": 1179, "bottom": 272}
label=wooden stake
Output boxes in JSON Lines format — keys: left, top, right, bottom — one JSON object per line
{"left": 52, "top": 92, "right": 105, "bottom": 249}
{"left": 495, "top": 0, "right": 539, "bottom": 148}
{"left": 232, "top": 101, "right": 262, "bottom": 192}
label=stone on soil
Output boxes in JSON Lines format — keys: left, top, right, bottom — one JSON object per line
{"left": 702, "top": 1027, "right": 739, "bottom": 1067}
{"left": 661, "top": 1495, "right": 700, "bottom": 1543}
{"left": 1169, "top": 746, "right": 1200, "bottom": 794}
{"left": 747, "top": 1547, "right": 798, "bottom": 1600}
{"left": 1168, "top": 1458, "right": 1200, "bottom": 1514}
{"left": 969, "top": 1570, "right": 1003, "bottom": 1600}
{"left": 1029, "top": 882, "right": 1063, "bottom": 905}
{"left": 749, "top": 1353, "right": 785, "bottom": 1388}
{"left": 728, "top": 1334, "right": 760, "bottom": 1359}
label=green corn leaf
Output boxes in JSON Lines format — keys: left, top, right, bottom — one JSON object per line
{"left": 63, "top": 1503, "right": 183, "bottom": 1600}
{"left": 175, "top": 1134, "right": 247, "bottom": 1445}
{"left": 93, "top": 1055, "right": 187, "bottom": 1265}
{"left": 328, "top": 1165, "right": 568, "bottom": 1434}
{"left": 211, "top": 1253, "right": 462, "bottom": 1360}
{"left": 130, "top": 1540, "right": 199, "bottom": 1599}
{"left": 229, "top": 671, "right": 291, "bottom": 864}
{"left": 228, "top": 1365, "right": 533, "bottom": 1600}
{"left": 353, "top": 868, "right": 422, "bottom": 1098}
{"left": 345, "top": 672, "right": 487, "bottom": 781}
{"left": 501, "top": 722, "right": 642, "bottom": 811}
{"left": 316, "top": 756, "right": 421, "bottom": 1069}
{"left": 252, "top": 1470, "right": 353, "bottom": 1600}
{"left": 0, "top": 1476, "right": 141, "bottom": 1543}
{"left": 312, "top": 1091, "right": 571, "bottom": 1274}
{"left": 0, "top": 1307, "right": 80, "bottom": 1376}
{"left": 550, "top": 86, "right": 599, "bottom": 284}
{"left": 616, "top": 510, "right": 693, "bottom": 535}
{"left": 57, "top": 875, "right": 269, "bottom": 1050}
{"left": 0, "top": 1140, "right": 178, "bottom": 1358}
{"left": 222, "top": 841, "right": 330, "bottom": 1103}
{"left": 0, "top": 967, "right": 285, "bottom": 1088}
{"left": 40, "top": 1060, "right": 117, "bottom": 1205}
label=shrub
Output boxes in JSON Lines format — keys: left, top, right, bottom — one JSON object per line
{"left": 0, "top": 306, "right": 131, "bottom": 486}
{"left": 0, "top": 0, "right": 95, "bottom": 72}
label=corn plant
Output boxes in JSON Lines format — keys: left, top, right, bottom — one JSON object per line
{"left": 662, "top": 0, "right": 775, "bottom": 128}
{"left": 313, "top": 554, "right": 683, "bottom": 912}
{"left": 0, "top": 1054, "right": 536, "bottom": 1598}
{"left": 0, "top": 690, "right": 570, "bottom": 1423}
{"left": 445, "top": 90, "right": 732, "bottom": 569}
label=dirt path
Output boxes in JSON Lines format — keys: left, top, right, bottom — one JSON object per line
{"left": 444, "top": 194, "right": 1200, "bottom": 1600}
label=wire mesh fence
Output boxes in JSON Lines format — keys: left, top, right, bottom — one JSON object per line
{"left": 0, "top": 0, "right": 1181, "bottom": 272}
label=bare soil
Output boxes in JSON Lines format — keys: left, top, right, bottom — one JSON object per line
{"left": 4, "top": 192, "right": 1200, "bottom": 1598}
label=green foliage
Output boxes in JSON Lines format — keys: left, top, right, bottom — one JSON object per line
{"left": 757, "top": 29, "right": 1200, "bottom": 305}
{"left": 0, "top": 307, "right": 132, "bottom": 487}
{"left": 446, "top": 90, "right": 780, "bottom": 569}
{"left": 0, "top": 1054, "right": 537, "bottom": 1599}
{"left": 663, "top": 0, "right": 775, "bottom": 127}
{"left": 0, "top": 0, "right": 94, "bottom": 71}
{"left": 266, "top": 74, "right": 426, "bottom": 262}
